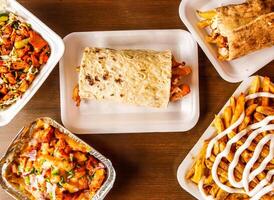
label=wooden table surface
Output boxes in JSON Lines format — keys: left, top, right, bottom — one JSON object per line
{"left": 0, "top": 1, "right": 273, "bottom": 200}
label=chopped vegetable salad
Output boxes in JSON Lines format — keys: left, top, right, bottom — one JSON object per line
{"left": 0, "top": 12, "right": 50, "bottom": 109}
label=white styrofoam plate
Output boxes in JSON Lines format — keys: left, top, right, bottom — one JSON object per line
{"left": 59, "top": 30, "right": 199, "bottom": 134}
{"left": 179, "top": 0, "right": 274, "bottom": 83}
{"left": 0, "top": 0, "right": 64, "bottom": 126}
{"left": 177, "top": 76, "right": 263, "bottom": 199}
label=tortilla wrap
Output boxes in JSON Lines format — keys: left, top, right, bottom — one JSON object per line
{"left": 227, "top": 12, "right": 274, "bottom": 60}
{"left": 216, "top": 0, "right": 273, "bottom": 36}
{"left": 213, "top": 0, "right": 274, "bottom": 60}
{"left": 78, "top": 48, "right": 172, "bottom": 108}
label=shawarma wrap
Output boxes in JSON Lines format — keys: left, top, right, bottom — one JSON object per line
{"left": 197, "top": 0, "right": 274, "bottom": 60}
{"left": 78, "top": 48, "right": 172, "bottom": 108}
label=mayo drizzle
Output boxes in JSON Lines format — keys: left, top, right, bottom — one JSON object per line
{"left": 198, "top": 178, "right": 214, "bottom": 200}
{"left": 200, "top": 92, "right": 274, "bottom": 199}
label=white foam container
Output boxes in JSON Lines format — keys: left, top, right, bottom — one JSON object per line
{"left": 0, "top": 0, "right": 64, "bottom": 126}
{"left": 177, "top": 76, "right": 263, "bottom": 199}
{"left": 179, "top": 0, "right": 274, "bottom": 83}
{"left": 59, "top": 30, "right": 199, "bottom": 134}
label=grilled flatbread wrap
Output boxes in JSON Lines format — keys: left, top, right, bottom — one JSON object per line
{"left": 199, "top": 0, "right": 274, "bottom": 60}
{"left": 215, "top": 0, "right": 273, "bottom": 35}
{"left": 78, "top": 48, "right": 172, "bottom": 108}
{"left": 226, "top": 12, "right": 274, "bottom": 60}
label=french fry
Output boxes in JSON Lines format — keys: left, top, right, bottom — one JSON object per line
{"left": 227, "top": 151, "right": 234, "bottom": 163}
{"left": 241, "top": 150, "right": 252, "bottom": 163}
{"left": 219, "top": 176, "right": 227, "bottom": 184}
{"left": 238, "top": 116, "right": 251, "bottom": 131}
{"left": 255, "top": 171, "right": 266, "bottom": 181}
{"left": 270, "top": 82, "right": 274, "bottom": 93}
{"left": 205, "top": 35, "right": 216, "bottom": 43}
{"left": 205, "top": 159, "right": 213, "bottom": 169}
{"left": 228, "top": 193, "right": 249, "bottom": 199}
{"left": 219, "top": 141, "right": 226, "bottom": 152}
{"left": 191, "top": 142, "right": 208, "bottom": 184}
{"left": 249, "top": 76, "right": 260, "bottom": 94}
{"left": 223, "top": 106, "right": 232, "bottom": 128}
{"left": 197, "top": 19, "right": 212, "bottom": 28}
{"left": 219, "top": 159, "right": 245, "bottom": 183}
{"left": 228, "top": 131, "right": 236, "bottom": 139}
{"left": 231, "top": 94, "right": 245, "bottom": 124}
{"left": 218, "top": 160, "right": 229, "bottom": 171}
{"left": 250, "top": 177, "right": 261, "bottom": 189}
{"left": 210, "top": 183, "right": 220, "bottom": 197}
{"left": 265, "top": 163, "right": 274, "bottom": 170}
{"left": 248, "top": 76, "right": 260, "bottom": 105}
{"left": 261, "top": 194, "right": 273, "bottom": 200}
{"left": 215, "top": 189, "right": 230, "bottom": 200}
{"left": 254, "top": 112, "right": 265, "bottom": 122}
{"left": 217, "top": 167, "right": 228, "bottom": 180}
{"left": 213, "top": 142, "right": 220, "bottom": 156}
{"left": 186, "top": 76, "right": 273, "bottom": 198}
{"left": 262, "top": 77, "right": 270, "bottom": 106}
{"left": 185, "top": 164, "right": 195, "bottom": 179}
{"left": 209, "top": 154, "right": 216, "bottom": 162}
{"left": 220, "top": 158, "right": 244, "bottom": 182}
{"left": 244, "top": 139, "right": 272, "bottom": 164}
{"left": 196, "top": 10, "right": 216, "bottom": 19}
{"left": 246, "top": 103, "right": 258, "bottom": 116}
{"left": 230, "top": 97, "right": 236, "bottom": 114}
{"left": 214, "top": 115, "right": 225, "bottom": 133}
{"left": 257, "top": 131, "right": 266, "bottom": 140}
{"left": 256, "top": 106, "right": 274, "bottom": 115}
{"left": 204, "top": 175, "right": 214, "bottom": 185}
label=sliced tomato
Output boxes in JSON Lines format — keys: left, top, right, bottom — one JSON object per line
{"left": 31, "top": 54, "right": 40, "bottom": 67}
{"left": 39, "top": 49, "right": 49, "bottom": 64}
{"left": 29, "top": 31, "right": 48, "bottom": 53}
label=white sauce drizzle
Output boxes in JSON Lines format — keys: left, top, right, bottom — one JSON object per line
{"left": 250, "top": 182, "right": 274, "bottom": 200}
{"left": 198, "top": 178, "right": 214, "bottom": 200}
{"left": 200, "top": 92, "right": 274, "bottom": 199}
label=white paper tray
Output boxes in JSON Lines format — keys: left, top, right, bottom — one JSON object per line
{"left": 0, "top": 0, "right": 64, "bottom": 126}
{"left": 177, "top": 76, "right": 262, "bottom": 199}
{"left": 59, "top": 30, "right": 199, "bottom": 134}
{"left": 179, "top": 0, "right": 274, "bottom": 83}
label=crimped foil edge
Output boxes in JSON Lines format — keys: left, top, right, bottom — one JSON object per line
{"left": 0, "top": 117, "right": 116, "bottom": 200}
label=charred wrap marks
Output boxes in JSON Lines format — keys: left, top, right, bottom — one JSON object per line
{"left": 78, "top": 48, "right": 172, "bottom": 108}
{"left": 197, "top": 0, "right": 274, "bottom": 60}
